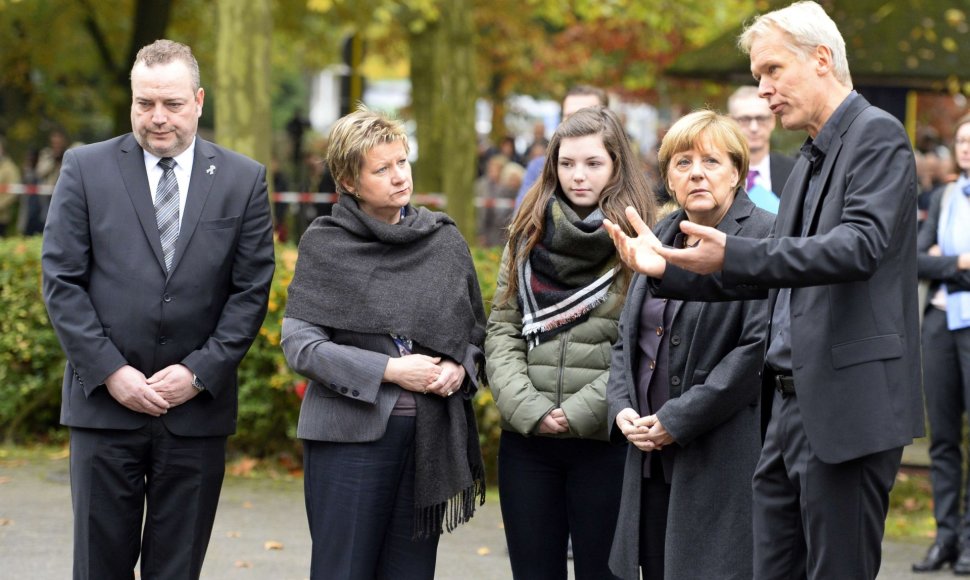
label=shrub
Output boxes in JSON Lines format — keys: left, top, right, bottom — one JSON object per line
{"left": 470, "top": 245, "right": 504, "bottom": 482}
{"left": 0, "top": 238, "right": 506, "bottom": 477}
{"left": 232, "top": 245, "right": 302, "bottom": 456}
{"left": 0, "top": 237, "right": 65, "bottom": 442}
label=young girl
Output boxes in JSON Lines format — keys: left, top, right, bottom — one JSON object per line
{"left": 486, "top": 106, "right": 658, "bottom": 579}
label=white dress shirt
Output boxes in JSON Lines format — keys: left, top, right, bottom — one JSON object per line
{"left": 143, "top": 138, "right": 196, "bottom": 226}
{"left": 749, "top": 155, "right": 774, "bottom": 194}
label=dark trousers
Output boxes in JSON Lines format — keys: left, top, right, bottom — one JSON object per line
{"left": 923, "top": 307, "right": 970, "bottom": 546}
{"left": 498, "top": 430, "right": 625, "bottom": 580}
{"left": 69, "top": 420, "right": 227, "bottom": 580}
{"left": 639, "top": 455, "right": 671, "bottom": 579}
{"left": 752, "top": 392, "right": 902, "bottom": 580}
{"left": 303, "top": 416, "right": 439, "bottom": 580}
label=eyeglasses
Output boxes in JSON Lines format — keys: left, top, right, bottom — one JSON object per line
{"left": 956, "top": 138, "right": 970, "bottom": 147}
{"left": 733, "top": 115, "right": 773, "bottom": 127}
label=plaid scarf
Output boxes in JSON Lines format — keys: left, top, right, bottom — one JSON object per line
{"left": 518, "top": 196, "right": 617, "bottom": 348}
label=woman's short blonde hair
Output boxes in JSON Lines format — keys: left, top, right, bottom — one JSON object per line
{"left": 657, "top": 110, "right": 750, "bottom": 198}
{"left": 326, "top": 105, "right": 409, "bottom": 195}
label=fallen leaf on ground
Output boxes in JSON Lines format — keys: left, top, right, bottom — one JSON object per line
{"left": 226, "top": 530, "right": 241, "bottom": 538}
{"left": 229, "top": 457, "right": 259, "bottom": 477}
{"left": 476, "top": 546, "right": 491, "bottom": 556}
{"left": 0, "top": 519, "right": 14, "bottom": 526}
{"left": 48, "top": 448, "right": 70, "bottom": 460}
{"left": 234, "top": 560, "right": 252, "bottom": 568}
{"left": 242, "top": 501, "right": 254, "bottom": 509}
{"left": 0, "top": 476, "right": 11, "bottom": 484}
{"left": 264, "top": 540, "right": 284, "bottom": 551}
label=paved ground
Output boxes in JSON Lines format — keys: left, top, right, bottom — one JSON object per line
{"left": 0, "top": 447, "right": 936, "bottom": 579}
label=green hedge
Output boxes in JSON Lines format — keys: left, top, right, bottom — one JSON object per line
{"left": 0, "top": 237, "right": 65, "bottom": 441}
{"left": 0, "top": 238, "right": 506, "bottom": 476}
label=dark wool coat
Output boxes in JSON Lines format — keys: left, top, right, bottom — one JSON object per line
{"left": 606, "top": 191, "right": 773, "bottom": 580}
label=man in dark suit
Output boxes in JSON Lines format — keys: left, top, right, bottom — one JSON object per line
{"left": 42, "top": 39, "right": 275, "bottom": 580}
{"left": 603, "top": 2, "right": 922, "bottom": 578}
{"left": 728, "top": 85, "right": 795, "bottom": 213}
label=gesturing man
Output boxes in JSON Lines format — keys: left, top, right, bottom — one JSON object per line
{"left": 42, "top": 40, "right": 275, "bottom": 580}
{"left": 604, "top": 2, "right": 922, "bottom": 578}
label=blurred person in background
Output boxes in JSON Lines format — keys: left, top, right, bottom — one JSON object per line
{"left": 912, "top": 112, "right": 970, "bottom": 574}
{"left": 475, "top": 154, "right": 517, "bottom": 247}
{"left": 30, "top": 128, "right": 68, "bottom": 234}
{"left": 727, "top": 85, "right": 794, "bottom": 214}
{"left": 0, "top": 134, "right": 21, "bottom": 236}
{"left": 515, "top": 86, "right": 610, "bottom": 210}
{"left": 15, "top": 148, "right": 39, "bottom": 235}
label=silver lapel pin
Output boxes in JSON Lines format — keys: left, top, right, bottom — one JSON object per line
{"left": 206, "top": 165, "right": 216, "bottom": 175}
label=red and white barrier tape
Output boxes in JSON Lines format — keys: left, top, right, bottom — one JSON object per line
{"left": 0, "top": 186, "right": 514, "bottom": 210}
{"left": 0, "top": 184, "right": 55, "bottom": 195}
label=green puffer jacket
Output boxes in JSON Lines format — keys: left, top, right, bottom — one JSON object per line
{"left": 485, "top": 248, "right": 626, "bottom": 441}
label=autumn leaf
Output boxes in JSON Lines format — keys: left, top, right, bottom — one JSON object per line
{"left": 48, "top": 448, "right": 70, "bottom": 460}
{"left": 476, "top": 546, "right": 491, "bottom": 556}
{"left": 234, "top": 560, "right": 253, "bottom": 568}
{"left": 264, "top": 540, "right": 284, "bottom": 550}
{"left": 228, "top": 457, "right": 260, "bottom": 477}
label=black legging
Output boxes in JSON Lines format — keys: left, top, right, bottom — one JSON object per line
{"left": 498, "top": 430, "right": 625, "bottom": 580}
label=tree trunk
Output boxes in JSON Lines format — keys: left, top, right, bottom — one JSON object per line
{"left": 214, "top": 0, "right": 272, "bottom": 168}
{"left": 489, "top": 72, "right": 508, "bottom": 142}
{"left": 409, "top": 0, "right": 477, "bottom": 241}
{"left": 86, "top": 0, "right": 175, "bottom": 135}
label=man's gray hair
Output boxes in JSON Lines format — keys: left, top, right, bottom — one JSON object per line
{"left": 132, "top": 39, "right": 201, "bottom": 91}
{"left": 738, "top": 1, "right": 852, "bottom": 88}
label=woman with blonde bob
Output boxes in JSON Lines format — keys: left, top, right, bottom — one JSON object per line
{"left": 486, "top": 106, "right": 657, "bottom": 579}
{"left": 606, "top": 110, "right": 773, "bottom": 579}
{"left": 282, "top": 106, "right": 486, "bottom": 580}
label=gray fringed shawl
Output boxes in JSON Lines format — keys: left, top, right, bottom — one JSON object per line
{"left": 286, "top": 194, "right": 486, "bottom": 537}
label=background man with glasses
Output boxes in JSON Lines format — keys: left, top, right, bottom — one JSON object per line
{"left": 728, "top": 85, "right": 795, "bottom": 213}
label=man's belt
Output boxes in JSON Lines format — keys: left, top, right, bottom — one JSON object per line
{"left": 774, "top": 374, "right": 796, "bottom": 397}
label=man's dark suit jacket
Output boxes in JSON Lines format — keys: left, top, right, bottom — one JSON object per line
{"left": 769, "top": 151, "right": 795, "bottom": 197}
{"left": 656, "top": 94, "right": 923, "bottom": 464}
{"left": 42, "top": 133, "right": 275, "bottom": 436}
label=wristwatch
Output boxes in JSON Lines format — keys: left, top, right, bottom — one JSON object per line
{"left": 191, "top": 374, "right": 205, "bottom": 392}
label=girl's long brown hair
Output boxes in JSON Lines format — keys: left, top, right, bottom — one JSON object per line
{"left": 499, "top": 106, "right": 658, "bottom": 305}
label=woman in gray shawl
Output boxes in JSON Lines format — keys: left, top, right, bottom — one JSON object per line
{"left": 281, "top": 106, "right": 486, "bottom": 580}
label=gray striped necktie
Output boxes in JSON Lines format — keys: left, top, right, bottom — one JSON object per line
{"left": 155, "top": 157, "right": 180, "bottom": 271}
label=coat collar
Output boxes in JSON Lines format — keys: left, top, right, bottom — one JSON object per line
{"left": 117, "top": 134, "right": 219, "bottom": 278}
{"left": 776, "top": 94, "right": 871, "bottom": 237}
{"left": 623, "top": 192, "right": 761, "bottom": 347}
{"left": 655, "top": 188, "right": 759, "bottom": 245}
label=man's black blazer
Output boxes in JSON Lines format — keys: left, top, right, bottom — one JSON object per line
{"left": 42, "top": 134, "right": 275, "bottom": 436}
{"left": 768, "top": 151, "right": 795, "bottom": 197}
{"left": 657, "top": 94, "right": 923, "bottom": 464}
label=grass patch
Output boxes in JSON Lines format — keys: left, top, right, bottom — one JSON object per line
{"left": 886, "top": 468, "right": 936, "bottom": 543}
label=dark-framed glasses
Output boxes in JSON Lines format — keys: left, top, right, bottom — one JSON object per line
{"left": 733, "top": 115, "right": 772, "bottom": 127}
